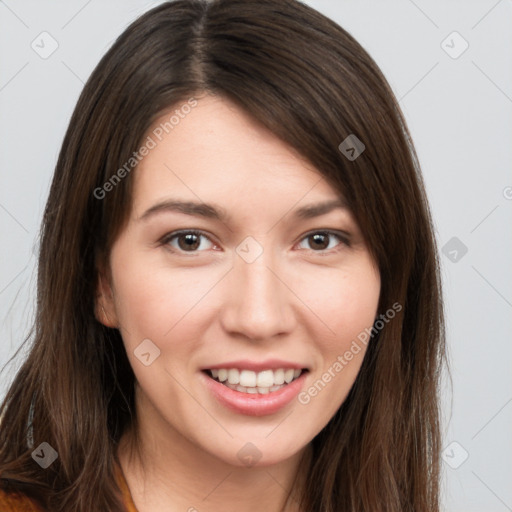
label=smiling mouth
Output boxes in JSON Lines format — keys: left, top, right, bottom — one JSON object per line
{"left": 202, "top": 368, "right": 308, "bottom": 395}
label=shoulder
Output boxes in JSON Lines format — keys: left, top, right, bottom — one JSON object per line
{"left": 0, "top": 487, "right": 45, "bottom": 511}
{"left": 0, "top": 461, "right": 133, "bottom": 512}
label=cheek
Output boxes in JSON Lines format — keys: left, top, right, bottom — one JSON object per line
{"left": 109, "top": 247, "right": 224, "bottom": 351}
{"left": 294, "top": 259, "right": 380, "bottom": 345}
{"left": 293, "top": 259, "right": 379, "bottom": 407}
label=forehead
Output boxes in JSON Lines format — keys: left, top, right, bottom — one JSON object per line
{"left": 132, "top": 95, "right": 341, "bottom": 214}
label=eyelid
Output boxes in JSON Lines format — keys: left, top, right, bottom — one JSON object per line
{"left": 295, "top": 229, "right": 351, "bottom": 252}
{"left": 160, "top": 229, "right": 219, "bottom": 253}
{"left": 159, "top": 228, "right": 351, "bottom": 254}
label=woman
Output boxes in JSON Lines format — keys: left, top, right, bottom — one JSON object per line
{"left": 0, "top": 0, "right": 445, "bottom": 510}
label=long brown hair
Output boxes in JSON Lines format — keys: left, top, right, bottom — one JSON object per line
{"left": 0, "top": 0, "right": 445, "bottom": 510}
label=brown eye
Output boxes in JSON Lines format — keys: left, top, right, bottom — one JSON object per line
{"left": 297, "top": 231, "right": 348, "bottom": 252}
{"left": 177, "top": 233, "right": 200, "bottom": 251}
{"left": 163, "top": 230, "right": 215, "bottom": 253}
{"left": 308, "top": 233, "right": 330, "bottom": 250}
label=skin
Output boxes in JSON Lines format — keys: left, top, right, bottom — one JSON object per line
{"left": 97, "top": 93, "right": 381, "bottom": 512}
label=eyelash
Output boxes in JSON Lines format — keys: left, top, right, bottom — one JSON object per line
{"left": 160, "top": 229, "right": 351, "bottom": 255}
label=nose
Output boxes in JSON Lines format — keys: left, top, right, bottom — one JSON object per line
{"left": 219, "top": 249, "right": 296, "bottom": 341}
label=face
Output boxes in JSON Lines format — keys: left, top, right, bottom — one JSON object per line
{"left": 98, "top": 94, "right": 380, "bottom": 467}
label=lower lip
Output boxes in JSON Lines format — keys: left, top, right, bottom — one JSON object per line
{"left": 200, "top": 370, "right": 308, "bottom": 417}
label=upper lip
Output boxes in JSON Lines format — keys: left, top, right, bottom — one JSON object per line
{"left": 201, "top": 359, "right": 309, "bottom": 372}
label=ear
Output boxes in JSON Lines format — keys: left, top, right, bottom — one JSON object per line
{"left": 94, "top": 262, "right": 119, "bottom": 329}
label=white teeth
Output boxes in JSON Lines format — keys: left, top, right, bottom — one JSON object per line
{"left": 228, "top": 369, "right": 239, "bottom": 384}
{"left": 239, "top": 370, "right": 257, "bottom": 387}
{"left": 273, "top": 369, "right": 285, "bottom": 385}
{"left": 208, "top": 367, "right": 305, "bottom": 391}
{"left": 284, "top": 369, "right": 295, "bottom": 383}
{"left": 256, "top": 370, "right": 274, "bottom": 387}
{"left": 224, "top": 381, "right": 288, "bottom": 394}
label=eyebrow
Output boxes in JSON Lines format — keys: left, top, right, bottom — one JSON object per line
{"left": 137, "top": 198, "right": 347, "bottom": 223}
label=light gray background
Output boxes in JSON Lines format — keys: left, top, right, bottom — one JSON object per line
{"left": 1, "top": 1, "right": 511, "bottom": 510}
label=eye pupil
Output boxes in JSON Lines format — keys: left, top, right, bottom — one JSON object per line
{"left": 310, "top": 233, "right": 329, "bottom": 250}
{"left": 178, "top": 233, "right": 200, "bottom": 251}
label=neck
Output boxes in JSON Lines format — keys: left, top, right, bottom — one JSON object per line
{"left": 117, "top": 389, "right": 312, "bottom": 512}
